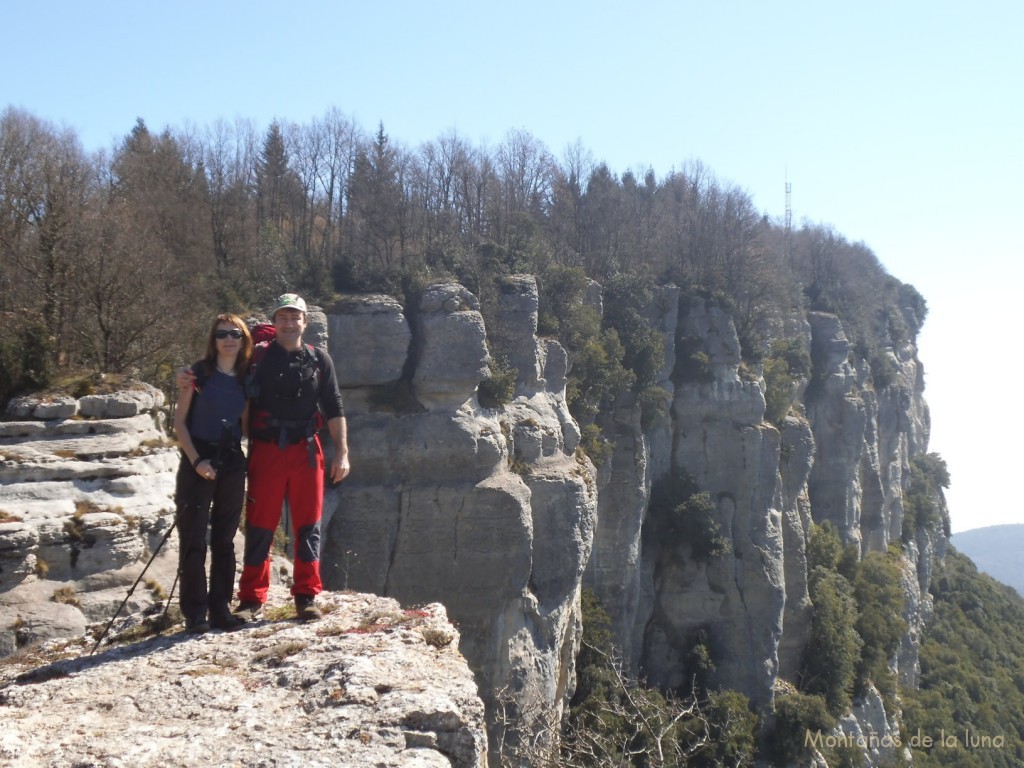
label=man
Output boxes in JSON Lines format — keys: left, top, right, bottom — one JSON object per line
{"left": 237, "top": 293, "right": 349, "bottom": 621}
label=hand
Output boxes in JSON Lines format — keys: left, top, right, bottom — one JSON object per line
{"left": 330, "top": 453, "right": 350, "bottom": 484}
{"left": 195, "top": 459, "right": 217, "bottom": 481}
{"left": 176, "top": 366, "right": 196, "bottom": 390}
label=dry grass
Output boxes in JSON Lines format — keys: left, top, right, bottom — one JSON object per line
{"left": 252, "top": 639, "right": 309, "bottom": 666}
{"left": 126, "top": 437, "right": 175, "bottom": 458}
{"left": 263, "top": 603, "right": 297, "bottom": 622}
{"left": 40, "top": 371, "right": 143, "bottom": 400}
{"left": 0, "top": 509, "right": 21, "bottom": 523}
{"left": 107, "top": 613, "right": 175, "bottom": 646}
{"left": 421, "top": 626, "right": 455, "bottom": 648}
{"left": 144, "top": 578, "right": 167, "bottom": 600}
{"left": 52, "top": 586, "right": 80, "bottom": 606}
{"left": 74, "top": 500, "right": 103, "bottom": 517}
{"left": 63, "top": 518, "right": 85, "bottom": 541}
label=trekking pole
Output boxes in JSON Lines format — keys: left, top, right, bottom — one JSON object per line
{"left": 159, "top": 569, "right": 181, "bottom": 629}
{"left": 89, "top": 519, "right": 176, "bottom": 655}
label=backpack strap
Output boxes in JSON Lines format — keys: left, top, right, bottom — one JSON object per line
{"left": 185, "top": 362, "right": 211, "bottom": 430}
{"left": 247, "top": 342, "right": 325, "bottom": 451}
{"left": 244, "top": 342, "right": 271, "bottom": 399}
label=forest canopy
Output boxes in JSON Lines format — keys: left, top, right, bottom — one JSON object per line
{"left": 0, "top": 105, "right": 925, "bottom": 410}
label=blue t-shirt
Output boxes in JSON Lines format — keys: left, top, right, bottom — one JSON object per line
{"left": 189, "top": 366, "right": 246, "bottom": 443}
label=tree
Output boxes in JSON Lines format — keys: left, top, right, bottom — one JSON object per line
{"left": 495, "top": 590, "right": 716, "bottom": 768}
{"left": 203, "top": 117, "right": 258, "bottom": 273}
{"left": 76, "top": 120, "right": 210, "bottom": 374}
{"left": 256, "top": 121, "right": 291, "bottom": 233}
{"left": 853, "top": 551, "right": 907, "bottom": 697}
{"left": 902, "top": 453, "right": 950, "bottom": 540}
{"left": 0, "top": 107, "right": 94, "bottom": 385}
{"left": 288, "top": 110, "right": 359, "bottom": 287}
{"left": 546, "top": 139, "right": 593, "bottom": 266}
{"left": 801, "top": 567, "right": 862, "bottom": 715}
{"left": 579, "top": 163, "right": 623, "bottom": 277}
{"left": 342, "top": 123, "right": 411, "bottom": 292}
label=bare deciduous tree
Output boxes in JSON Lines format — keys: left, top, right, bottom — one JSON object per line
{"left": 494, "top": 642, "right": 710, "bottom": 768}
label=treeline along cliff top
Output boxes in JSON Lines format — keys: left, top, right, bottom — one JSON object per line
{"left": 0, "top": 104, "right": 924, "bottom": 424}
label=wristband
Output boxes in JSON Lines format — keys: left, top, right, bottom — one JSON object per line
{"left": 193, "top": 456, "right": 205, "bottom": 469}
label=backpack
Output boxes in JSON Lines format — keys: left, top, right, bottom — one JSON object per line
{"left": 245, "top": 327, "right": 324, "bottom": 447}
{"left": 244, "top": 339, "right": 321, "bottom": 400}
{"left": 250, "top": 322, "right": 276, "bottom": 345}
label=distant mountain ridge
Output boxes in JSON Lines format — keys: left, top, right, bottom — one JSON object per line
{"left": 951, "top": 524, "right": 1024, "bottom": 596}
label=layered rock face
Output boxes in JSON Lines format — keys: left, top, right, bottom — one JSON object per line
{"left": 630, "top": 298, "right": 790, "bottom": 705}
{"left": 583, "top": 291, "right": 939, "bottom": 764}
{"left": 0, "top": 385, "right": 179, "bottom": 656}
{"left": 322, "top": 279, "right": 940, "bottom": 760}
{"left": 321, "top": 279, "right": 597, "bottom": 759}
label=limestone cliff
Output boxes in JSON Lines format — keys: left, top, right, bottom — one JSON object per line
{"left": 0, "top": 274, "right": 946, "bottom": 768}
{"left": 317, "top": 276, "right": 941, "bottom": 766}
{"left": 579, "top": 290, "right": 941, "bottom": 765}
{"left": 321, "top": 279, "right": 597, "bottom": 760}
{"left": 0, "top": 384, "right": 179, "bottom": 656}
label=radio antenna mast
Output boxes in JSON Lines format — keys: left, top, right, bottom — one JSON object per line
{"left": 784, "top": 170, "right": 792, "bottom": 256}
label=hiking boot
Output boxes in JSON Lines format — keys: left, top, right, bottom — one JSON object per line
{"left": 185, "top": 619, "right": 210, "bottom": 635}
{"left": 295, "top": 594, "right": 322, "bottom": 622}
{"left": 234, "top": 601, "right": 263, "bottom": 622}
{"left": 209, "top": 610, "right": 245, "bottom": 631}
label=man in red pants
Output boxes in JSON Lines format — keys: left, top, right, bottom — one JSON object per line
{"left": 235, "top": 293, "right": 349, "bottom": 621}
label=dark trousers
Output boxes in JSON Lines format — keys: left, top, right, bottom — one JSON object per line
{"left": 174, "top": 452, "right": 245, "bottom": 623}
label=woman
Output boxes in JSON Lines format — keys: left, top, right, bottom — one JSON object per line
{"left": 174, "top": 313, "right": 252, "bottom": 633}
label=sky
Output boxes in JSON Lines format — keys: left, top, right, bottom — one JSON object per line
{"left": 3, "top": 0, "right": 1021, "bottom": 533}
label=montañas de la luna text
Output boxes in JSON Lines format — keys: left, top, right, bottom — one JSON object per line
{"left": 805, "top": 728, "right": 1006, "bottom": 751}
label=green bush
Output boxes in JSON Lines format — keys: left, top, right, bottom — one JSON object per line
{"left": 902, "top": 551, "right": 1024, "bottom": 767}
{"left": 649, "top": 469, "right": 731, "bottom": 563}
{"left": 565, "top": 328, "right": 636, "bottom": 424}
{"left": 638, "top": 384, "right": 671, "bottom": 430}
{"left": 802, "top": 568, "right": 862, "bottom": 715}
{"left": 687, "top": 690, "right": 757, "bottom": 768}
{"left": 902, "top": 453, "right": 950, "bottom": 541}
{"left": 568, "top": 591, "right": 758, "bottom": 768}
{"left": 807, "top": 521, "right": 844, "bottom": 573}
{"left": 673, "top": 342, "right": 714, "bottom": 384}
{"left": 762, "top": 337, "right": 811, "bottom": 425}
{"left": 763, "top": 691, "right": 837, "bottom": 765}
{"left": 602, "top": 273, "right": 666, "bottom": 391}
{"left": 853, "top": 551, "right": 906, "bottom": 699}
{"left": 681, "top": 626, "right": 717, "bottom": 695}
{"left": 478, "top": 355, "right": 517, "bottom": 408}
{"left": 578, "top": 423, "right": 613, "bottom": 467}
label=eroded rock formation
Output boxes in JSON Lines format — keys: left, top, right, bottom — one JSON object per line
{"left": 0, "top": 274, "right": 947, "bottom": 768}
{"left": 322, "top": 279, "right": 597, "bottom": 759}
{"left": 0, "top": 384, "right": 179, "bottom": 656}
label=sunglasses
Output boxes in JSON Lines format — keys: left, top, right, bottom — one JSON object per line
{"left": 214, "top": 329, "right": 244, "bottom": 340}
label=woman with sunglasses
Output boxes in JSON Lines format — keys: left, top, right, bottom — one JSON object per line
{"left": 173, "top": 314, "right": 253, "bottom": 633}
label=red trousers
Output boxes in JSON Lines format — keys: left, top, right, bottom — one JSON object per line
{"left": 237, "top": 437, "right": 324, "bottom": 603}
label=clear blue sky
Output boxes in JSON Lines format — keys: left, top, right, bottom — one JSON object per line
{"left": 4, "top": 0, "right": 1021, "bottom": 533}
